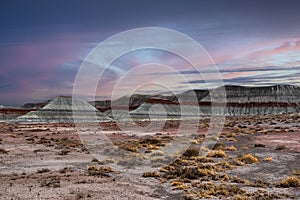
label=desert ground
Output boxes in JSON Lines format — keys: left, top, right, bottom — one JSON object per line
{"left": 0, "top": 114, "right": 299, "bottom": 199}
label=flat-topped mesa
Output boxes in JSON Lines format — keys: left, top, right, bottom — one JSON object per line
{"left": 12, "top": 96, "right": 112, "bottom": 123}
{"left": 224, "top": 85, "right": 299, "bottom": 103}
{"left": 199, "top": 85, "right": 300, "bottom": 116}
{"left": 130, "top": 85, "right": 300, "bottom": 117}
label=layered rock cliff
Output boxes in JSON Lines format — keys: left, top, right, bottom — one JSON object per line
{"left": 129, "top": 85, "right": 300, "bottom": 118}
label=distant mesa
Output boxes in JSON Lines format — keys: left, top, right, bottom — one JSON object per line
{"left": 0, "top": 107, "right": 33, "bottom": 122}
{"left": 1, "top": 84, "right": 300, "bottom": 123}
{"left": 12, "top": 96, "right": 112, "bottom": 123}
{"left": 121, "top": 84, "right": 300, "bottom": 119}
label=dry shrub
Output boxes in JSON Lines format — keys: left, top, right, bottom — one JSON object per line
{"left": 216, "top": 161, "right": 235, "bottom": 170}
{"left": 225, "top": 145, "right": 237, "bottom": 151}
{"left": 142, "top": 171, "right": 161, "bottom": 178}
{"left": 236, "top": 154, "right": 258, "bottom": 164}
{"left": 88, "top": 165, "right": 114, "bottom": 176}
{"left": 115, "top": 140, "right": 141, "bottom": 152}
{"left": 171, "top": 180, "right": 189, "bottom": 190}
{"left": 56, "top": 137, "right": 83, "bottom": 148}
{"left": 276, "top": 176, "right": 300, "bottom": 187}
{"left": 196, "top": 156, "right": 213, "bottom": 163}
{"left": 161, "top": 163, "right": 217, "bottom": 180}
{"left": 232, "top": 194, "right": 248, "bottom": 200}
{"left": 226, "top": 137, "right": 237, "bottom": 142}
{"left": 201, "top": 147, "right": 209, "bottom": 152}
{"left": 206, "top": 150, "right": 226, "bottom": 158}
{"left": 263, "top": 157, "right": 273, "bottom": 162}
{"left": 191, "top": 182, "right": 246, "bottom": 198}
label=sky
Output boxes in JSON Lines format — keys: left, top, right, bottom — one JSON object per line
{"left": 1, "top": 0, "right": 300, "bottom": 105}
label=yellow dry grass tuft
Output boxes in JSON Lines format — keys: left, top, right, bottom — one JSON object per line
{"left": 201, "top": 147, "right": 209, "bottom": 152}
{"left": 192, "top": 182, "right": 246, "bottom": 198}
{"left": 226, "top": 137, "right": 237, "bottom": 142}
{"left": 171, "top": 180, "right": 189, "bottom": 191}
{"left": 142, "top": 171, "right": 161, "bottom": 178}
{"left": 262, "top": 157, "right": 273, "bottom": 162}
{"left": 88, "top": 165, "right": 114, "bottom": 176}
{"left": 276, "top": 176, "right": 300, "bottom": 187}
{"left": 236, "top": 154, "right": 258, "bottom": 164}
{"left": 206, "top": 150, "right": 227, "bottom": 158}
{"left": 225, "top": 145, "right": 237, "bottom": 151}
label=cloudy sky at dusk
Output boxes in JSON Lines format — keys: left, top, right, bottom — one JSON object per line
{"left": 1, "top": 0, "right": 300, "bottom": 105}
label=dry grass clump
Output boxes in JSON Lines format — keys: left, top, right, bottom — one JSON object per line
{"left": 114, "top": 140, "right": 141, "bottom": 152}
{"left": 217, "top": 173, "right": 230, "bottom": 181}
{"left": 87, "top": 165, "right": 114, "bottom": 176}
{"left": 182, "top": 146, "right": 199, "bottom": 157}
{"left": 276, "top": 176, "right": 300, "bottom": 187}
{"left": 142, "top": 171, "right": 161, "bottom": 178}
{"left": 201, "top": 147, "right": 209, "bottom": 152}
{"left": 206, "top": 150, "right": 227, "bottom": 158}
{"left": 191, "top": 182, "right": 246, "bottom": 198}
{"left": 179, "top": 167, "right": 208, "bottom": 180}
{"left": 56, "top": 137, "right": 83, "bottom": 148}
{"left": 231, "top": 176, "right": 249, "bottom": 184}
{"left": 232, "top": 194, "right": 248, "bottom": 200}
{"left": 262, "top": 157, "right": 273, "bottom": 162}
{"left": 246, "top": 178, "right": 269, "bottom": 188}
{"left": 195, "top": 156, "right": 214, "bottom": 163}
{"left": 236, "top": 154, "right": 258, "bottom": 164}
{"left": 171, "top": 180, "right": 189, "bottom": 191}
{"left": 173, "top": 158, "right": 196, "bottom": 166}
{"left": 226, "top": 137, "right": 237, "bottom": 142}
{"left": 139, "top": 136, "right": 172, "bottom": 150}
{"left": 216, "top": 161, "right": 236, "bottom": 170}
{"left": 225, "top": 145, "right": 237, "bottom": 151}
{"left": 162, "top": 164, "right": 218, "bottom": 180}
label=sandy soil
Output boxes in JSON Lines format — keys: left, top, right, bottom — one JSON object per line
{"left": 0, "top": 114, "right": 299, "bottom": 199}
